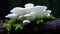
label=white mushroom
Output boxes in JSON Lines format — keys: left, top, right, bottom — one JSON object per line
{"left": 23, "top": 20, "right": 31, "bottom": 25}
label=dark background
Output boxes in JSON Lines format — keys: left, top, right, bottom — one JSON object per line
{"left": 0, "top": 0, "right": 60, "bottom": 20}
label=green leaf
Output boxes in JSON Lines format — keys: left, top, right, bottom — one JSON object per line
{"left": 14, "top": 24, "right": 23, "bottom": 30}
{"left": 3, "top": 23, "right": 11, "bottom": 31}
{"left": 3, "top": 20, "right": 15, "bottom": 28}
{"left": 3, "top": 23, "right": 10, "bottom": 28}
{"left": 46, "top": 16, "right": 55, "bottom": 19}
{"left": 3, "top": 20, "right": 13, "bottom": 32}
{"left": 37, "top": 19, "right": 44, "bottom": 24}
{"left": 7, "top": 20, "right": 16, "bottom": 24}
{"left": 6, "top": 26, "right": 11, "bottom": 31}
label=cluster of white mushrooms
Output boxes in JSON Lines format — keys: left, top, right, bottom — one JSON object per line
{"left": 5, "top": 3, "right": 52, "bottom": 25}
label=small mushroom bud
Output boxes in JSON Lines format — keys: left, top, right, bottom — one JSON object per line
{"left": 23, "top": 20, "right": 31, "bottom": 25}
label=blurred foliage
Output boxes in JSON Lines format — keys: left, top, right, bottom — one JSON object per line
{"left": 3, "top": 19, "right": 23, "bottom": 32}
{"left": 36, "top": 15, "right": 55, "bottom": 24}
{"left": 14, "top": 23, "right": 23, "bottom": 30}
